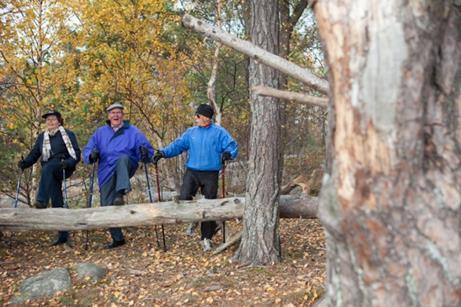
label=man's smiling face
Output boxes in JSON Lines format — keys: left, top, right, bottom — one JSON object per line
{"left": 108, "top": 108, "right": 124, "bottom": 127}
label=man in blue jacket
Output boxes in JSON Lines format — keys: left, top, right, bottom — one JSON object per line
{"left": 83, "top": 102, "right": 154, "bottom": 249}
{"left": 153, "top": 104, "right": 238, "bottom": 251}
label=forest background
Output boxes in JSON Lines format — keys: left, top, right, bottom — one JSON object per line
{"left": 0, "top": 0, "right": 326, "bottom": 205}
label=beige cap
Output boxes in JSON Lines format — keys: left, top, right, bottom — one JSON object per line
{"left": 106, "top": 102, "right": 124, "bottom": 112}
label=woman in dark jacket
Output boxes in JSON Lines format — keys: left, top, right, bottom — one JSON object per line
{"left": 18, "top": 110, "right": 81, "bottom": 245}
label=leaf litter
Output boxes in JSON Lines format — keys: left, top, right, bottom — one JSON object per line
{"left": 0, "top": 219, "right": 325, "bottom": 306}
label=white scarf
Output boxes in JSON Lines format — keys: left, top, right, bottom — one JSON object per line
{"left": 42, "top": 126, "right": 77, "bottom": 162}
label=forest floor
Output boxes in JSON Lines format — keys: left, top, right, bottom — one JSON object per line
{"left": 0, "top": 219, "right": 326, "bottom": 306}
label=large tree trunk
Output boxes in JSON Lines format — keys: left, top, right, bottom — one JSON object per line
{"left": 234, "top": 0, "right": 282, "bottom": 265}
{"left": 314, "top": 1, "right": 461, "bottom": 306}
{"left": 0, "top": 195, "right": 318, "bottom": 231}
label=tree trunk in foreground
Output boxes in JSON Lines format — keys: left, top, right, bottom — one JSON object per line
{"left": 314, "top": 1, "right": 461, "bottom": 306}
{"left": 0, "top": 195, "right": 318, "bottom": 231}
{"left": 234, "top": 0, "right": 282, "bottom": 265}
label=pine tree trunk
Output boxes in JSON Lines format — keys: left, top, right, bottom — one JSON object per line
{"left": 314, "top": 1, "right": 461, "bottom": 305}
{"left": 234, "top": 0, "right": 282, "bottom": 265}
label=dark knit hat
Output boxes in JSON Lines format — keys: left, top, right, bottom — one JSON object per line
{"left": 196, "top": 104, "right": 214, "bottom": 119}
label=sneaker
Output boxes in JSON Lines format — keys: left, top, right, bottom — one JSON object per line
{"left": 201, "top": 238, "right": 212, "bottom": 252}
{"left": 186, "top": 222, "right": 198, "bottom": 236}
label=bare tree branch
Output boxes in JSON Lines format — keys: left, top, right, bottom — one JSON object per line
{"left": 182, "top": 14, "right": 329, "bottom": 94}
{"left": 252, "top": 85, "right": 327, "bottom": 107}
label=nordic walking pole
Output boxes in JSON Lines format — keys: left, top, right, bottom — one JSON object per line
{"left": 154, "top": 163, "right": 167, "bottom": 252}
{"left": 85, "top": 162, "right": 97, "bottom": 250}
{"left": 221, "top": 161, "right": 226, "bottom": 243}
{"left": 14, "top": 156, "right": 24, "bottom": 208}
{"left": 62, "top": 160, "right": 69, "bottom": 209}
{"left": 144, "top": 160, "right": 162, "bottom": 250}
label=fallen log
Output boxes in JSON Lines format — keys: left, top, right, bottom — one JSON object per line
{"left": 0, "top": 195, "right": 318, "bottom": 231}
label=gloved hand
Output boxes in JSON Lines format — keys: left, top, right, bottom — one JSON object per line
{"left": 221, "top": 151, "right": 231, "bottom": 163}
{"left": 140, "top": 145, "right": 149, "bottom": 163}
{"left": 89, "top": 149, "right": 99, "bottom": 164}
{"left": 152, "top": 150, "right": 164, "bottom": 164}
{"left": 17, "top": 159, "right": 27, "bottom": 170}
{"left": 61, "top": 159, "right": 73, "bottom": 170}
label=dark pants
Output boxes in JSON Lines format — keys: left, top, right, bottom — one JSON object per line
{"left": 37, "top": 159, "right": 73, "bottom": 241}
{"left": 179, "top": 169, "right": 219, "bottom": 240}
{"left": 100, "top": 155, "right": 136, "bottom": 242}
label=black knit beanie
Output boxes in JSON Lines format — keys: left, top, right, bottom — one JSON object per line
{"left": 196, "top": 104, "right": 214, "bottom": 119}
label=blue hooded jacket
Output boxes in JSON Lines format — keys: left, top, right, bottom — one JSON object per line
{"left": 161, "top": 123, "right": 238, "bottom": 171}
{"left": 83, "top": 121, "right": 154, "bottom": 188}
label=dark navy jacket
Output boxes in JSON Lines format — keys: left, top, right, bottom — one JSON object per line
{"left": 23, "top": 129, "right": 81, "bottom": 173}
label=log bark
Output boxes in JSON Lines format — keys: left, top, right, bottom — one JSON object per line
{"left": 0, "top": 195, "right": 318, "bottom": 231}
{"left": 181, "top": 14, "right": 329, "bottom": 95}
{"left": 315, "top": 1, "right": 461, "bottom": 306}
{"left": 252, "top": 86, "right": 327, "bottom": 108}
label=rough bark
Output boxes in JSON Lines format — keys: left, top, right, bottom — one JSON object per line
{"left": 181, "top": 14, "right": 329, "bottom": 94}
{"left": 233, "top": 0, "right": 282, "bottom": 265}
{"left": 314, "top": 1, "right": 461, "bottom": 306}
{"left": 0, "top": 195, "right": 318, "bottom": 231}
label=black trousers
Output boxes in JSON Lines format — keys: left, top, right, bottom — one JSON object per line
{"left": 37, "top": 159, "right": 73, "bottom": 240}
{"left": 179, "top": 169, "right": 219, "bottom": 240}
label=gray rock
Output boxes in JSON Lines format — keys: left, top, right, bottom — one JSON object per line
{"left": 75, "top": 263, "right": 107, "bottom": 282}
{"left": 11, "top": 268, "right": 71, "bottom": 304}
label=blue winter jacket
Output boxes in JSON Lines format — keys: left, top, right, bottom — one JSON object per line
{"left": 161, "top": 124, "right": 238, "bottom": 171}
{"left": 83, "top": 121, "right": 154, "bottom": 188}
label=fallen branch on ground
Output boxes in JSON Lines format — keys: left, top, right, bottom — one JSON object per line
{"left": 212, "top": 230, "right": 243, "bottom": 255}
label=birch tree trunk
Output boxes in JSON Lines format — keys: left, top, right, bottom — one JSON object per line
{"left": 234, "top": 0, "right": 282, "bottom": 265}
{"left": 314, "top": 1, "right": 461, "bottom": 305}
{"left": 207, "top": 1, "right": 223, "bottom": 125}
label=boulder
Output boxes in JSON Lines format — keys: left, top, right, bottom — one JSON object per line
{"left": 11, "top": 268, "right": 71, "bottom": 304}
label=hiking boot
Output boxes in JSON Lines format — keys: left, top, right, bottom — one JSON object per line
{"left": 186, "top": 222, "right": 198, "bottom": 236}
{"left": 51, "top": 237, "right": 68, "bottom": 246}
{"left": 201, "top": 238, "right": 212, "bottom": 252}
{"left": 34, "top": 200, "right": 47, "bottom": 209}
{"left": 113, "top": 194, "right": 124, "bottom": 206}
{"left": 105, "top": 239, "right": 126, "bottom": 249}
